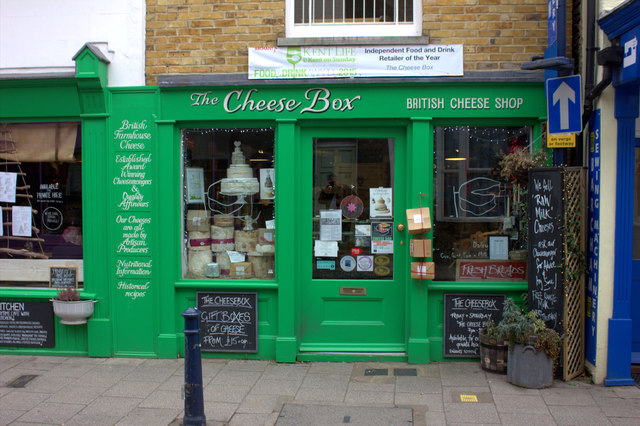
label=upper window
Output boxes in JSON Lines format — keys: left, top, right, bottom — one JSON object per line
{"left": 286, "top": 0, "right": 422, "bottom": 38}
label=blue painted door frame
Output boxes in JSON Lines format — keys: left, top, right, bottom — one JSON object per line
{"left": 605, "top": 82, "right": 638, "bottom": 386}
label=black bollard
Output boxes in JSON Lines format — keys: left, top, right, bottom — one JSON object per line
{"left": 182, "top": 307, "right": 206, "bottom": 426}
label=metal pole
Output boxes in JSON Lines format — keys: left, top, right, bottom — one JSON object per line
{"left": 182, "top": 307, "right": 206, "bottom": 426}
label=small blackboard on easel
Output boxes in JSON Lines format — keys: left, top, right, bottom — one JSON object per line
{"left": 49, "top": 267, "right": 78, "bottom": 289}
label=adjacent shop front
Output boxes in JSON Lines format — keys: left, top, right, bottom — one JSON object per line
{"left": 1, "top": 47, "right": 546, "bottom": 361}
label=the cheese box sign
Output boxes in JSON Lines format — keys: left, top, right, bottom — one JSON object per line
{"left": 406, "top": 208, "right": 431, "bottom": 234}
{"left": 187, "top": 210, "right": 210, "bottom": 232}
{"left": 411, "top": 261, "right": 435, "bottom": 279}
{"left": 410, "top": 239, "right": 432, "bottom": 258}
{"left": 230, "top": 262, "right": 253, "bottom": 278}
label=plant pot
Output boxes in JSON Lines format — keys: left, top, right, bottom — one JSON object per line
{"left": 51, "top": 299, "right": 96, "bottom": 325}
{"left": 479, "top": 331, "right": 508, "bottom": 374}
{"left": 507, "top": 343, "right": 553, "bottom": 388}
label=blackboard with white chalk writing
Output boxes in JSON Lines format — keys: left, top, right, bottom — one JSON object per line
{"left": 443, "top": 294, "right": 505, "bottom": 358}
{"left": 197, "top": 292, "right": 257, "bottom": 353}
{"left": 49, "top": 267, "right": 78, "bottom": 289}
{"left": 527, "top": 168, "right": 564, "bottom": 334}
{"left": 0, "top": 301, "right": 54, "bottom": 348}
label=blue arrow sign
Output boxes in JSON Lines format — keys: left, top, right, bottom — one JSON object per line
{"left": 547, "top": 75, "right": 582, "bottom": 135}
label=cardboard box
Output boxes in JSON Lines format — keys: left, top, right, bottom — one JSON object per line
{"left": 411, "top": 261, "right": 435, "bottom": 279}
{"left": 229, "top": 262, "right": 253, "bottom": 278}
{"left": 406, "top": 208, "right": 431, "bottom": 234}
{"left": 258, "top": 228, "right": 275, "bottom": 245}
{"left": 186, "top": 210, "right": 210, "bottom": 232}
{"left": 410, "top": 239, "right": 432, "bottom": 258}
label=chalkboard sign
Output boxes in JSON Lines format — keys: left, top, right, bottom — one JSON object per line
{"left": 0, "top": 301, "right": 55, "bottom": 348}
{"left": 197, "top": 292, "right": 258, "bottom": 353}
{"left": 443, "top": 293, "right": 505, "bottom": 357}
{"left": 527, "top": 168, "right": 564, "bottom": 334}
{"left": 49, "top": 267, "right": 78, "bottom": 289}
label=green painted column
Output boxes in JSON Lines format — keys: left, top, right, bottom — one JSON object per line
{"left": 407, "top": 118, "right": 433, "bottom": 364}
{"left": 275, "top": 119, "right": 298, "bottom": 362}
{"left": 156, "top": 119, "right": 179, "bottom": 358}
{"left": 74, "top": 45, "right": 112, "bottom": 357}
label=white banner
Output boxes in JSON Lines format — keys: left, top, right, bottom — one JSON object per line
{"left": 248, "top": 45, "right": 463, "bottom": 79}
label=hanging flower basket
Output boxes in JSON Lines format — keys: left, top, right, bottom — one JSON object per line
{"left": 51, "top": 288, "right": 96, "bottom": 325}
{"left": 51, "top": 299, "right": 96, "bottom": 325}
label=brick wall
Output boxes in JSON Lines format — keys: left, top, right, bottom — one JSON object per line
{"left": 146, "top": 0, "right": 564, "bottom": 84}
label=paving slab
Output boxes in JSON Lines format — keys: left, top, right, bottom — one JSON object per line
{"left": 276, "top": 403, "right": 412, "bottom": 426}
{"left": 443, "top": 402, "right": 501, "bottom": 424}
{"left": 548, "top": 404, "right": 612, "bottom": 425}
{"left": 14, "top": 401, "right": 84, "bottom": 424}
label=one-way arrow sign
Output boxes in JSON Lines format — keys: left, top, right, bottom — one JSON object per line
{"left": 547, "top": 75, "right": 582, "bottom": 135}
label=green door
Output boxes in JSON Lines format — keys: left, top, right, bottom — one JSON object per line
{"left": 300, "top": 126, "right": 407, "bottom": 353}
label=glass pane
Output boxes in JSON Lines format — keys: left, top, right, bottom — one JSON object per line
{"left": 181, "top": 128, "right": 275, "bottom": 280}
{"left": 294, "top": 0, "right": 413, "bottom": 24}
{"left": 433, "top": 126, "right": 530, "bottom": 282}
{"left": 634, "top": 146, "right": 640, "bottom": 259}
{"left": 1, "top": 123, "right": 83, "bottom": 288}
{"left": 312, "top": 138, "right": 394, "bottom": 280}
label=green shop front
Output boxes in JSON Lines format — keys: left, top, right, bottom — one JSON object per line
{"left": 1, "top": 51, "right": 546, "bottom": 362}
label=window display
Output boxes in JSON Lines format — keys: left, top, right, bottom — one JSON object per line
{"left": 1, "top": 123, "right": 83, "bottom": 288}
{"left": 182, "top": 128, "right": 275, "bottom": 280}
{"left": 432, "top": 126, "right": 530, "bottom": 281}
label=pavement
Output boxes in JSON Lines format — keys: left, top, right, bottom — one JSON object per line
{"left": 1, "top": 355, "right": 640, "bottom": 426}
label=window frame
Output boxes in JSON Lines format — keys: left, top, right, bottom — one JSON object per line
{"left": 285, "top": 0, "right": 422, "bottom": 38}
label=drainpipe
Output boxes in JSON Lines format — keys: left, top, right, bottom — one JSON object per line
{"left": 581, "top": 0, "right": 597, "bottom": 132}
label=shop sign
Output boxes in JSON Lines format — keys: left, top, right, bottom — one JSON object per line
{"left": 456, "top": 259, "right": 526, "bottom": 281}
{"left": 585, "top": 110, "right": 600, "bottom": 365}
{"left": 248, "top": 45, "right": 463, "bottom": 79}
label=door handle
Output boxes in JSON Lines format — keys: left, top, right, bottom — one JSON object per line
{"left": 396, "top": 223, "right": 405, "bottom": 232}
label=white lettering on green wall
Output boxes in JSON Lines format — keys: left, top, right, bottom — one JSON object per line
{"left": 406, "top": 97, "right": 525, "bottom": 111}
{"left": 190, "top": 88, "right": 361, "bottom": 114}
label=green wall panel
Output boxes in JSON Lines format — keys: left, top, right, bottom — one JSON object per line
{"left": 108, "top": 88, "right": 159, "bottom": 357}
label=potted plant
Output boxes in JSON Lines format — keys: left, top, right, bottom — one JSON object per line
{"left": 51, "top": 287, "right": 96, "bottom": 325}
{"left": 495, "top": 298, "right": 561, "bottom": 388}
{"left": 479, "top": 319, "right": 509, "bottom": 374}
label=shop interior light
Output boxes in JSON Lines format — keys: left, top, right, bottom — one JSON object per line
{"left": 445, "top": 157, "right": 467, "bottom": 161}
{"left": 250, "top": 149, "right": 270, "bottom": 162}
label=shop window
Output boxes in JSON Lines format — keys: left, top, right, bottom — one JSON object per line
{"left": 312, "top": 138, "right": 394, "bottom": 279}
{"left": 433, "top": 126, "right": 530, "bottom": 282}
{"left": 182, "top": 128, "right": 275, "bottom": 280}
{"left": 286, "top": 0, "right": 422, "bottom": 38}
{"left": 0, "top": 123, "right": 83, "bottom": 288}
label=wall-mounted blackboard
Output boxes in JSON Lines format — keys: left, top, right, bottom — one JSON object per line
{"left": 0, "top": 301, "right": 54, "bottom": 348}
{"left": 527, "top": 168, "right": 564, "bottom": 334}
{"left": 443, "top": 294, "right": 505, "bottom": 357}
{"left": 197, "top": 292, "right": 257, "bottom": 353}
{"left": 49, "top": 267, "right": 78, "bottom": 289}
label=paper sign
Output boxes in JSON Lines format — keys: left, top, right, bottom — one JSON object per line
{"left": 319, "top": 210, "right": 342, "bottom": 241}
{"left": 413, "top": 214, "right": 423, "bottom": 224}
{"left": 355, "top": 224, "right": 371, "bottom": 236}
{"left": 314, "top": 240, "right": 339, "bottom": 257}
{"left": 369, "top": 187, "right": 392, "bottom": 218}
{"left": 0, "top": 172, "right": 17, "bottom": 203}
{"left": 227, "top": 250, "right": 246, "bottom": 263}
{"left": 265, "top": 219, "right": 275, "bottom": 229}
{"left": 12, "top": 206, "right": 32, "bottom": 237}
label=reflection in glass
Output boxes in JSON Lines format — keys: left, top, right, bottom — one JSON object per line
{"left": 312, "top": 138, "right": 394, "bottom": 280}
{"left": 433, "top": 126, "right": 531, "bottom": 281}
{"left": 181, "top": 128, "right": 275, "bottom": 280}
